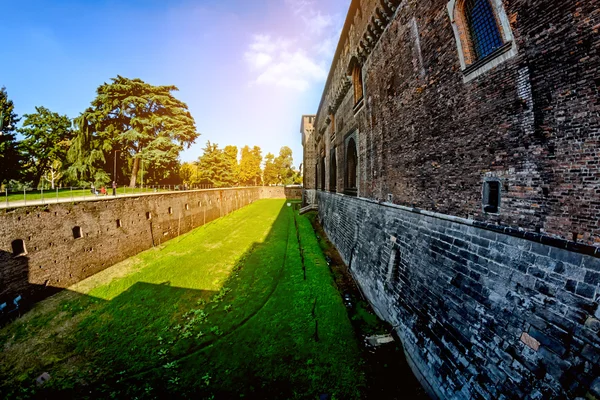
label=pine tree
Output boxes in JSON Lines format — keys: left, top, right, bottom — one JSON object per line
{"left": 0, "top": 87, "right": 22, "bottom": 185}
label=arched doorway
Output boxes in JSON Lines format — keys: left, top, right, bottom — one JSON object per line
{"left": 345, "top": 138, "right": 357, "bottom": 196}
{"left": 330, "top": 148, "right": 337, "bottom": 192}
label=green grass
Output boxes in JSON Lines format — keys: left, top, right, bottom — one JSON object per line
{"left": 0, "top": 199, "right": 365, "bottom": 399}
{"left": 2, "top": 187, "right": 168, "bottom": 203}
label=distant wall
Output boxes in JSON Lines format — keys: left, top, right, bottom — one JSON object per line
{"left": 0, "top": 187, "right": 299, "bottom": 308}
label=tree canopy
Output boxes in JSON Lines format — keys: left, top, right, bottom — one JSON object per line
{"left": 238, "top": 145, "right": 262, "bottom": 186}
{"left": 0, "top": 87, "right": 22, "bottom": 185}
{"left": 68, "top": 76, "right": 198, "bottom": 186}
{"left": 19, "top": 106, "right": 73, "bottom": 188}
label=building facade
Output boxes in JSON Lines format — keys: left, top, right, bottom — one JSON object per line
{"left": 304, "top": 0, "right": 600, "bottom": 398}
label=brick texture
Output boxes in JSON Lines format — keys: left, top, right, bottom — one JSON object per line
{"left": 318, "top": 191, "right": 600, "bottom": 399}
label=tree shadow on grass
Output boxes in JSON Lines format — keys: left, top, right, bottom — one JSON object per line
{"left": 0, "top": 202, "right": 298, "bottom": 398}
{"left": 1, "top": 201, "right": 367, "bottom": 400}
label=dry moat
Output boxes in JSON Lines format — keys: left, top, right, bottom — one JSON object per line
{"left": 0, "top": 199, "right": 426, "bottom": 399}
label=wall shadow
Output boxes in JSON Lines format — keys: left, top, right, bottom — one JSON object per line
{"left": 1, "top": 200, "right": 332, "bottom": 399}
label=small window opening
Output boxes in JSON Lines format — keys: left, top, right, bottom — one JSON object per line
{"left": 351, "top": 62, "right": 364, "bottom": 105}
{"left": 483, "top": 180, "right": 501, "bottom": 213}
{"left": 11, "top": 239, "right": 26, "bottom": 256}
{"left": 116, "top": 219, "right": 122, "bottom": 228}
{"left": 387, "top": 247, "right": 401, "bottom": 283}
{"left": 185, "top": 203, "right": 189, "bottom": 210}
{"left": 168, "top": 207, "right": 173, "bottom": 214}
{"left": 72, "top": 226, "right": 83, "bottom": 239}
{"left": 146, "top": 212, "right": 152, "bottom": 220}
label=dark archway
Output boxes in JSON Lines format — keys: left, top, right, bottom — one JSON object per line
{"left": 330, "top": 149, "right": 337, "bottom": 192}
{"left": 345, "top": 138, "right": 357, "bottom": 196}
{"left": 320, "top": 157, "right": 326, "bottom": 191}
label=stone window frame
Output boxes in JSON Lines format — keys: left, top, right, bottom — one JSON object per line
{"left": 447, "top": 0, "right": 517, "bottom": 82}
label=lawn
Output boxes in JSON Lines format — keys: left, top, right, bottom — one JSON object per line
{"left": 1, "top": 186, "right": 168, "bottom": 204}
{"left": 0, "top": 199, "right": 365, "bottom": 399}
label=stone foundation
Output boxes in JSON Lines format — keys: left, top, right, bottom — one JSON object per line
{"left": 317, "top": 190, "right": 600, "bottom": 399}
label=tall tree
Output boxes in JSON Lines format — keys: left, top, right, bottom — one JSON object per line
{"left": 223, "top": 145, "right": 239, "bottom": 186}
{"left": 239, "top": 145, "right": 262, "bottom": 186}
{"left": 19, "top": 106, "right": 73, "bottom": 188}
{"left": 196, "top": 141, "right": 232, "bottom": 187}
{"left": 263, "top": 152, "right": 278, "bottom": 185}
{"left": 275, "top": 146, "right": 295, "bottom": 185}
{"left": 70, "top": 76, "right": 198, "bottom": 187}
{"left": 0, "top": 87, "right": 22, "bottom": 185}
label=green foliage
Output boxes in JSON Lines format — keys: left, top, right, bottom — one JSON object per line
{"left": 0, "top": 87, "right": 23, "bottom": 185}
{"left": 263, "top": 147, "right": 298, "bottom": 185}
{"left": 238, "top": 145, "right": 262, "bottom": 186}
{"left": 263, "top": 152, "right": 278, "bottom": 185}
{"left": 196, "top": 141, "right": 237, "bottom": 187}
{"left": 18, "top": 106, "right": 74, "bottom": 188}
{"left": 68, "top": 76, "right": 198, "bottom": 187}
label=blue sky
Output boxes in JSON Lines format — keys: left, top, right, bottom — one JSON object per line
{"left": 1, "top": 0, "right": 348, "bottom": 166}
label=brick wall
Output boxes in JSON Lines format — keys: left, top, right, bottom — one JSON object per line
{"left": 0, "top": 187, "right": 299, "bottom": 308}
{"left": 309, "top": 0, "right": 600, "bottom": 246}
{"left": 318, "top": 191, "right": 600, "bottom": 399}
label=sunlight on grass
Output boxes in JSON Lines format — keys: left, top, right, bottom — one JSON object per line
{"left": 0, "top": 199, "right": 365, "bottom": 399}
{"left": 70, "top": 200, "right": 277, "bottom": 300}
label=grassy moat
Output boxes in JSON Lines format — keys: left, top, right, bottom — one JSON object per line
{"left": 0, "top": 199, "right": 426, "bottom": 399}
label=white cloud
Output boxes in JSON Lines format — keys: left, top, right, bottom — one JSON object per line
{"left": 243, "top": 2, "right": 342, "bottom": 92}
{"left": 244, "top": 35, "right": 326, "bottom": 91}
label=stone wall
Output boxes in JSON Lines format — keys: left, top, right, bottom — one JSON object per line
{"left": 309, "top": 0, "right": 600, "bottom": 246}
{"left": 0, "top": 187, "right": 299, "bottom": 308}
{"left": 318, "top": 191, "right": 600, "bottom": 399}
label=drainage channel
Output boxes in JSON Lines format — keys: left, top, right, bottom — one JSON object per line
{"left": 302, "top": 211, "right": 429, "bottom": 399}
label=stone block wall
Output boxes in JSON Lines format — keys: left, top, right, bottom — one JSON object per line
{"left": 318, "top": 191, "right": 600, "bottom": 399}
{"left": 0, "top": 187, "right": 299, "bottom": 308}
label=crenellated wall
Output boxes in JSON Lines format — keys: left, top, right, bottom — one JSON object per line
{"left": 0, "top": 187, "right": 300, "bottom": 309}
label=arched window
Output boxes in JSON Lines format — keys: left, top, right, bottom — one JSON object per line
{"left": 345, "top": 138, "right": 358, "bottom": 195}
{"left": 330, "top": 149, "right": 337, "bottom": 192}
{"left": 447, "top": 0, "right": 516, "bottom": 81}
{"left": 320, "top": 157, "right": 326, "bottom": 191}
{"left": 464, "top": 0, "right": 503, "bottom": 61}
{"left": 348, "top": 57, "right": 364, "bottom": 107}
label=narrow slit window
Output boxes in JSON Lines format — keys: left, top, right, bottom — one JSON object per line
{"left": 72, "top": 226, "right": 83, "bottom": 239}
{"left": 116, "top": 219, "right": 122, "bottom": 228}
{"left": 168, "top": 207, "right": 173, "bottom": 214}
{"left": 11, "top": 239, "right": 26, "bottom": 256}
{"left": 146, "top": 212, "right": 152, "bottom": 220}
{"left": 483, "top": 180, "right": 501, "bottom": 213}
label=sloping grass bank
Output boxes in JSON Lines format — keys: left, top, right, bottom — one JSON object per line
{"left": 0, "top": 199, "right": 364, "bottom": 399}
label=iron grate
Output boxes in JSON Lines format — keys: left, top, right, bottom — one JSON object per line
{"left": 464, "top": 0, "right": 504, "bottom": 61}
